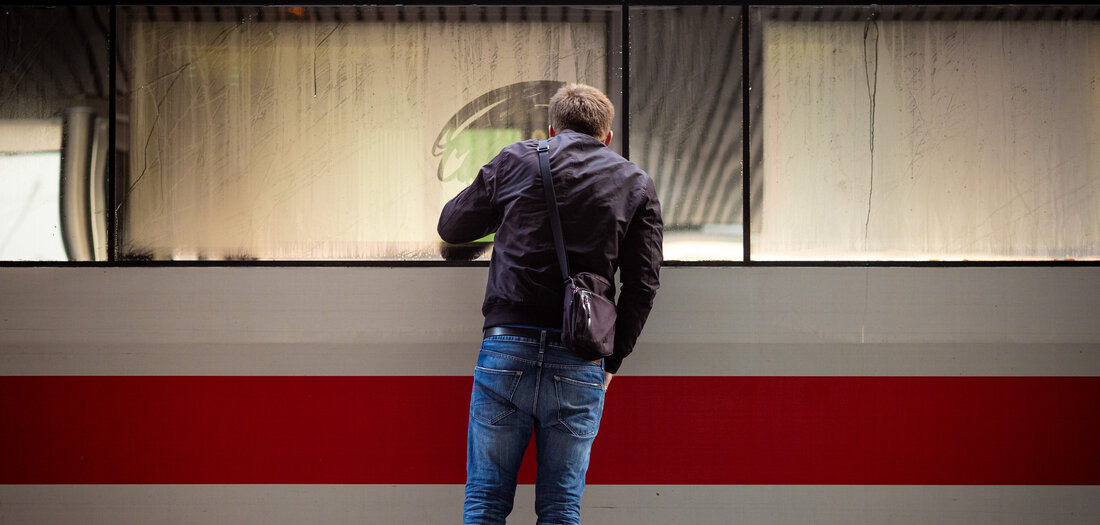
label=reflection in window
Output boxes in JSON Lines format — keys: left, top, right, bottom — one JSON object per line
{"left": 629, "top": 5, "right": 744, "bottom": 261}
{"left": 0, "top": 6, "right": 109, "bottom": 261}
{"left": 753, "top": 6, "right": 1100, "bottom": 260}
{"left": 118, "top": 6, "right": 620, "bottom": 260}
{"left": 0, "top": 122, "right": 65, "bottom": 260}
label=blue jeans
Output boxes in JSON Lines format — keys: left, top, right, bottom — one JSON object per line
{"left": 463, "top": 328, "right": 606, "bottom": 525}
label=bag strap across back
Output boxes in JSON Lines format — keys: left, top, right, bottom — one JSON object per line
{"left": 537, "top": 139, "right": 570, "bottom": 282}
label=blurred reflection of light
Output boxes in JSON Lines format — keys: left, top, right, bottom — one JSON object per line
{"left": 663, "top": 230, "right": 744, "bottom": 262}
{"left": 0, "top": 152, "right": 66, "bottom": 260}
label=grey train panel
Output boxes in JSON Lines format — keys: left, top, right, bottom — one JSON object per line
{"left": 0, "top": 485, "right": 1097, "bottom": 525}
{"left": 1, "top": 267, "right": 1097, "bottom": 345}
{"left": 3, "top": 341, "right": 1098, "bottom": 376}
{"left": 0, "top": 267, "right": 1098, "bottom": 376}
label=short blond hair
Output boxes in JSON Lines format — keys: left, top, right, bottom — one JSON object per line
{"left": 548, "top": 83, "right": 614, "bottom": 140}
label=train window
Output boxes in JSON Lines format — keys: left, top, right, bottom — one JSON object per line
{"left": 750, "top": 5, "right": 1100, "bottom": 261}
{"left": 7, "top": 4, "right": 1095, "bottom": 264}
{"left": 115, "top": 5, "right": 621, "bottom": 260}
{"left": 0, "top": 6, "right": 109, "bottom": 261}
{"left": 628, "top": 6, "right": 745, "bottom": 261}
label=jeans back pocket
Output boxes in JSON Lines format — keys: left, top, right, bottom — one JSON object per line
{"left": 552, "top": 374, "right": 605, "bottom": 438}
{"left": 471, "top": 365, "right": 523, "bottom": 425}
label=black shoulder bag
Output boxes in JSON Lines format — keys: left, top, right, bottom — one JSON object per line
{"left": 537, "top": 139, "right": 617, "bottom": 360}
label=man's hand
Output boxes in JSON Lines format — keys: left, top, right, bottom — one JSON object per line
{"left": 604, "top": 372, "right": 614, "bottom": 391}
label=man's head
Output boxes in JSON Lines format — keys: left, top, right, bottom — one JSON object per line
{"left": 548, "top": 83, "right": 614, "bottom": 146}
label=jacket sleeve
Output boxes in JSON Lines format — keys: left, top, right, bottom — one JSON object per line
{"left": 437, "top": 155, "right": 503, "bottom": 244}
{"left": 606, "top": 177, "right": 663, "bottom": 374}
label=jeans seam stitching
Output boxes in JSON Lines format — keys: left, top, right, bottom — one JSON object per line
{"left": 483, "top": 335, "right": 539, "bottom": 344}
{"left": 474, "top": 365, "right": 522, "bottom": 376}
{"left": 480, "top": 349, "right": 538, "bottom": 366}
{"left": 541, "top": 361, "right": 601, "bottom": 371}
{"left": 480, "top": 349, "right": 599, "bottom": 370}
{"left": 554, "top": 375, "right": 604, "bottom": 390}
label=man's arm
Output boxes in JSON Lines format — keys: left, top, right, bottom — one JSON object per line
{"left": 606, "top": 178, "right": 663, "bottom": 375}
{"left": 437, "top": 160, "right": 502, "bottom": 244}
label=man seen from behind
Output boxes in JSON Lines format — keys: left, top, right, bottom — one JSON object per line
{"left": 438, "top": 83, "right": 663, "bottom": 525}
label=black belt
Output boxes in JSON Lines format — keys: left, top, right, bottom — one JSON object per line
{"left": 484, "top": 325, "right": 562, "bottom": 344}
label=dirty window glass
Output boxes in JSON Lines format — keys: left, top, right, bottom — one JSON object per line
{"left": 629, "top": 5, "right": 745, "bottom": 261}
{"left": 751, "top": 6, "right": 1100, "bottom": 261}
{"left": 1, "top": 6, "right": 109, "bottom": 261}
{"left": 117, "top": 6, "right": 621, "bottom": 261}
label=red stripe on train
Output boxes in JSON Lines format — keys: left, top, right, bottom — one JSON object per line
{"left": 1, "top": 376, "right": 1098, "bottom": 484}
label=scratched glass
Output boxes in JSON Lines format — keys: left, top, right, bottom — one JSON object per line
{"left": 629, "top": 6, "right": 745, "bottom": 262}
{"left": 751, "top": 6, "right": 1100, "bottom": 261}
{"left": 0, "top": 6, "right": 109, "bottom": 261}
{"left": 116, "top": 6, "right": 622, "bottom": 260}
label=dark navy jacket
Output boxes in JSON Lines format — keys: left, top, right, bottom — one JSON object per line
{"left": 438, "top": 130, "right": 662, "bottom": 373}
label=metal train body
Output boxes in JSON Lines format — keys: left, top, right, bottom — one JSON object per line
{"left": 2, "top": 265, "right": 1098, "bottom": 524}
